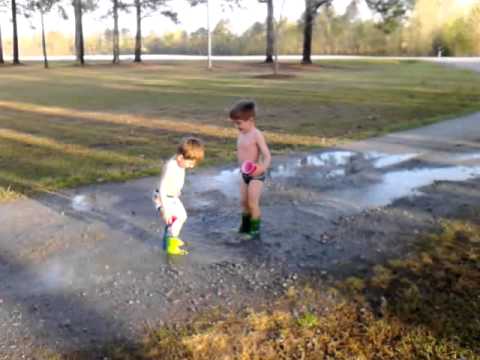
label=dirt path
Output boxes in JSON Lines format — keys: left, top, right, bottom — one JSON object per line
{"left": 1, "top": 61, "right": 480, "bottom": 357}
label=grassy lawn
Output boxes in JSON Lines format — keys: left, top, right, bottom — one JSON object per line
{"left": 1, "top": 60, "right": 480, "bottom": 200}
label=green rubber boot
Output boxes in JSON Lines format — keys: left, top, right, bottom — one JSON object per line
{"left": 238, "top": 213, "right": 251, "bottom": 234}
{"left": 166, "top": 236, "right": 188, "bottom": 255}
{"left": 249, "top": 218, "right": 261, "bottom": 240}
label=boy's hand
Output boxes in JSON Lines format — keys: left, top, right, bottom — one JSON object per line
{"left": 152, "top": 190, "right": 162, "bottom": 209}
{"left": 154, "top": 198, "right": 162, "bottom": 211}
{"left": 159, "top": 208, "right": 169, "bottom": 221}
{"left": 252, "top": 164, "right": 266, "bottom": 177}
{"left": 161, "top": 209, "right": 176, "bottom": 225}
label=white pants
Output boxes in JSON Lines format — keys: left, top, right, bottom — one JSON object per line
{"left": 162, "top": 197, "right": 187, "bottom": 238}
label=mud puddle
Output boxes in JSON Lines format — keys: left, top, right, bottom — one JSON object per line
{"left": 191, "top": 150, "right": 480, "bottom": 211}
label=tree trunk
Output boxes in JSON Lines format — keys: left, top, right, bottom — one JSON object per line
{"left": 41, "top": 11, "right": 48, "bottom": 68}
{"left": 273, "top": 21, "right": 279, "bottom": 75}
{"left": 11, "top": 0, "right": 20, "bottom": 65}
{"left": 74, "top": 0, "right": 85, "bottom": 65}
{"left": 0, "top": 25, "right": 4, "bottom": 64}
{"left": 302, "top": 0, "right": 314, "bottom": 64}
{"left": 134, "top": 0, "right": 142, "bottom": 63}
{"left": 265, "top": 0, "right": 274, "bottom": 63}
{"left": 207, "top": 0, "right": 212, "bottom": 69}
{"left": 113, "top": 0, "right": 120, "bottom": 64}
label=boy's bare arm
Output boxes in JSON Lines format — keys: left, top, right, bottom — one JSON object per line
{"left": 256, "top": 130, "right": 271, "bottom": 171}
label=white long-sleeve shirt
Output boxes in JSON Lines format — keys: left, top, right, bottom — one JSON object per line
{"left": 158, "top": 157, "right": 185, "bottom": 204}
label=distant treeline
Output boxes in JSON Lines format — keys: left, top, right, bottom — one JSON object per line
{"left": 2, "top": 0, "right": 479, "bottom": 60}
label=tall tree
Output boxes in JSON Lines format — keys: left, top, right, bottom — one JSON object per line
{"left": 302, "top": 0, "right": 332, "bottom": 64}
{"left": 365, "top": 0, "right": 414, "bottom": 33}
{"left": 0, "top": 23, "right": 3, "bottom": 64}
{"left": 72, "top": 0, "right": 96, "bottom": 65}
{"left": 103, "top": 0, "right": 127, "bottom": 63}
{"left": 28, "top": 0, "right": 64, "bottom": 68}
{"left": 0, "top": 0, "right": 6, "bottom": 64}
{"left": 134, "top": 0, "right": 140, "bottom": 62}
{"left": 73, "top": 0, "right": 84, "bottom": 64}
{"left": 11, "top": 0, "right": 20, "bottom": 64}
{"left": 2, "top": 0, "right": 29, "bottom": 65}
{"left": 187, "top": 0, "right": 240, "bottom": 68}
{"left": 39, "top": 1, "right": 47, "bottom": 67}
{"left": 258, "top": 0, "right": 274, "bottom": 63}
{"left": 112, "top": 0, "right": 120, "bottom": 63}
{"left": 343, "top": 0, "right": 359, "bottom": 22}
{"left": 130, "top": 0, "right": 177, "bottom": 63}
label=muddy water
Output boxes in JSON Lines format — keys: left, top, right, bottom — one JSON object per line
{"left": 170, "top": 149, "right": 480, "bottom": 268}
{"left": 190, "top": 150, "right": 480, "bottom": 209}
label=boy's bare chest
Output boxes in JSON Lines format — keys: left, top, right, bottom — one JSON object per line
{"left": 237, "top": 134, "right": 257, "bottom": 151}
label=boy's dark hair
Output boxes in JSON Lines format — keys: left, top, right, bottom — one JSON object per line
{"left": 229, "top": 100, "right": 256, "bottom": 121}
{"left": 177, "top": 137, "right": 205, "bottom": 162}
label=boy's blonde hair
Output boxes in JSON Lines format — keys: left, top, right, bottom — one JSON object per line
{"left": 177, "top": 137, "right": 205, "bottom": 162}
{"left": 229, "top": 100, "right": 256, "bottom": 121}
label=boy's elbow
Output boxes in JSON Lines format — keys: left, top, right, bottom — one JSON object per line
{"left": 265, "top": 154, "right": 272, "bottom": 165}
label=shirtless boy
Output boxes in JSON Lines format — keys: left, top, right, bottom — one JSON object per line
{"left": 229, "top": 100, "right": 271, "bottom": 239}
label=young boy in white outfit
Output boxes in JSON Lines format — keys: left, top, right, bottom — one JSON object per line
{"left": 153, "top": 137, "right": 204, "bottom": 255}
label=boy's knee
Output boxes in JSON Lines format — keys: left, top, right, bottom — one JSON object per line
{"left": 170, "top": 210, "right": 187, "bottom": 223}
{"left": 247, "top": 199, "right": 259, "bottom": 210}
{"left": 177, "top": 212, "right": 187, "bottom": 222}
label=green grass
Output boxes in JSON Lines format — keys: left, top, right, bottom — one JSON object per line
{"left": 1, "top": 60, "right": 480, "bottom": 200}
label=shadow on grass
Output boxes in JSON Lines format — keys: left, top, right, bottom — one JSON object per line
{"left": 0, "top": 99, "right": 324, "bottom": 199}
{"left": 0, "top": 100, "right": 330, "bottom": 147}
